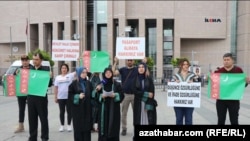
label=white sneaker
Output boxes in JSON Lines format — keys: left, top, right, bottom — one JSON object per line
{"left": 94, "top": 123, "right": 98, "bottom": 131}
{"left": 59, "top": 126, "right": 64, "bottom": 132}
{"left": 67, "top": 125, "right": 72, "bottom": 132}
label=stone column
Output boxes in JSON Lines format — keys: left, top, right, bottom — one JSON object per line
{"left": 38, "top": 23, "right": 44, "bottom": 50}
{"left": 156, "top": 18, "right": 163, "bottom": 78}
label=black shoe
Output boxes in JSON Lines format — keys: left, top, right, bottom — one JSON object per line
{"left": 121, "top": 129, "right": 126, "bottom": 136}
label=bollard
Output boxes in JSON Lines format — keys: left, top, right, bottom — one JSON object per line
{"left": 163, "top": 78, "right": 167, "bottom": 91}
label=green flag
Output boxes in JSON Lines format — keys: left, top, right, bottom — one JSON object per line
{"left": 3, "top": 74, "right": 28, "bottom": 97}
{"left": 3, "top": 69, "right": 50, "bottom": 97}
{"left": 15, "top": 72, "right": 28, "bottom": 96}
{"left": 3, "top": 75, "right": 18, "bottom": 96}
{"left": 82, "top": 51, "right": 110, "bottom": 72}
{"left": 208, "top": 73, "right": 246, "bottom": 100}
{"left": 17, "top": 69, "right": 50, "bottom": 97}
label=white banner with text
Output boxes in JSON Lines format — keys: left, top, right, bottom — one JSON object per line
{"left": 52, "top": 40, "right": 79, "bottom": 61}
{"left": 116, "top": 37, "right": 145, "bottom": 59}
{"left": 167, "top": 82, "right": 201, "bottom": 108}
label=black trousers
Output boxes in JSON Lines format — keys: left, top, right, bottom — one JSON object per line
{"left": 98, "top": 136, "right": 119, "bottom": 141}
{"left": 91, "top": 100, "right": 99, "bottom": 125}
{"left": 58, "top": 99, "right": 72, "bottom": 125}
{"left": 74, "top": 131, "right": 91, "bottom": 141}
{"left": 27, "top": 95, "right": 49, "bottom": 141}
{"left": 216, "top": 100, "right": 240, "bottom": 125}
{"left": 17, "top": 96, "right": 27, "bottom": 123}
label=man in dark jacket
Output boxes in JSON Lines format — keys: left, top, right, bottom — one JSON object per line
{"left": 27, "top": 52, "right": 53, "bottom": 141}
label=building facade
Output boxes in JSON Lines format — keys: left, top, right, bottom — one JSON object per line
{"left": 0, "top": 1, "right": 249, "bottom": 78}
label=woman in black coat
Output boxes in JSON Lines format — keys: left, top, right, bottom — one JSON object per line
{"left": 132, "top": 62, "right": 157, "bottom": 126}
{"left": 68, "top": 67, "right": 93, "bottom": 141}
{"left": 95, "top": 67, "right": 124, "bottom": 141}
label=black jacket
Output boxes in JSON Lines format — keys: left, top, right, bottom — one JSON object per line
{"left": 68, "top": 79, "right": 93, "bottom": 132}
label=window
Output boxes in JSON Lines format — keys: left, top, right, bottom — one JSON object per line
{"left": 163, "top": 56, "right": 172, "bottom": 65}
{"left": 164, "top": 42, "right": 172, "bottom": 50}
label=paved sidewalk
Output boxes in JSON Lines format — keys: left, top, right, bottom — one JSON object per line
{"left": 0, "top": 84, "right": 249, "bottom": 141}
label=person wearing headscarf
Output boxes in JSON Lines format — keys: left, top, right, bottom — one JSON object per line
{"left": 68, "top": 67, "right": 93, "bottom": 141}
{"left": 132, "top": 62, "right": 157, "bottom": 126}
{"left": 95, "top": 67, "right": 124, "bottom": 141}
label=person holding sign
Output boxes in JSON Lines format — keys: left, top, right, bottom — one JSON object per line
{"left": 132, "top": 62, "right": 157, "bottom": 126}
{"left": 112, "top": 57, "right": 138, "bottom": 136}
{"left": 14, "top": 55, "right": 33, "bottom": 133}
{"left": 68, "top": 67, "right": 93, "bottom": 141}
{"left": 95, "top": 67, "right": 124, "bottom": 141}
{"left": 214, "top": 53, "right": 249, "bottom": 125}
{"left": 171, "top": 58, "right": 195, "bottom": 125}
{"left": 27, "top": 53, "right": 53, "bottom": 141}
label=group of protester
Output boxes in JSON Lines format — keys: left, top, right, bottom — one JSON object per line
{"left": 14, "top": 53, "right": 53, "bottom": 141}
{"left": 172, "top": 53, "right": 250, "bottom": 125}
{"left": 12, "top": 52, "right": 249, "bottom": 141}
{"left": 13, "top": 54, "right": 157, "bottom": 141}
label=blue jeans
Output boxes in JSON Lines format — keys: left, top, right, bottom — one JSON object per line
{"left": 174, "top": 107, "right": 194, "bottom": 125}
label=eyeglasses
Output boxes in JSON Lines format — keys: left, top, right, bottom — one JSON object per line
{"left": 127, "top": 60, "right": 133, "bottom": 62}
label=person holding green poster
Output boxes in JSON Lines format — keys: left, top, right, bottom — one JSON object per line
{"left": 14, "top": 55, "right": 33, "bottom": 133}
{"left": 27, "top": 52, "right": 53, "bottom": 141}
{"left": 214, "top": 53, "right": 249, "bottom": 125}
